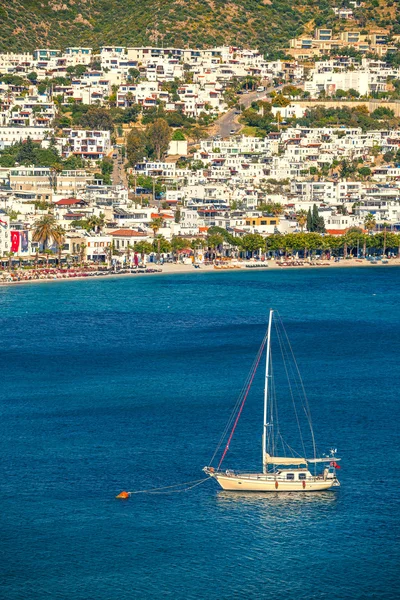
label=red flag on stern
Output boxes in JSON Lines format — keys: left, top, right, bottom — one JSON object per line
{"left": 330, "top": 461, "right": 341, "bottom": 469}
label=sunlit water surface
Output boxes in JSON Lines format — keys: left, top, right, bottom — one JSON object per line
{"left": 1, "top": 268, "right": 399, "bottom": 599}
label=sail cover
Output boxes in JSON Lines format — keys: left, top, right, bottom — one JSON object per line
{"left": 307, "top": 457, "right": 341, "bottom": 463}
{"left": 264, "top": 453, "right": 307, "bottom": 465}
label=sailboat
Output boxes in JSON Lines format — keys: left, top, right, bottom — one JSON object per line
{"left": 203, "top": 310, "right": 341, "bottom": 492}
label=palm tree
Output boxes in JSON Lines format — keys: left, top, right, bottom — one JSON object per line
{"left": 125, "top": 92, "right": 134, "bottom": 107}
{"left": 150, "top": 217, "right": 163, "bottom": 238}
{"left": 364, "top": 213, "right": 376, "bottom": 234}
{"left": 54, "top": 225, "right": 66, "bottom": 266}
{"left": 296, "top": 209, "right": 307, "bottom": 232}
{"left": 105, "top": 243, "right": 113, "bottom": 268}
{"left": 49, "top": 163, "right": 63, "bottom": 191}
{"left": 43, "top": 248, "right": 54, "bottom": 268}
{"left": 87, "top": 214, "right": 105, "bottom": 232}
{"left": 32, "top": 215, "right": 61, "bottom": 250}
{"left": 190, "top": 238, "right": 206, "bottom": 263}
{"left": 4, "top": 251, "right": 14, "bottom": 271}
{"left": 126, "top": 243, "right": 134, "bottom": 264}
{"left": 150, "top": 217, "right": 163, "bottom": 261}
{"left": 79, "top": 242, "right": 87, "bottom": 266}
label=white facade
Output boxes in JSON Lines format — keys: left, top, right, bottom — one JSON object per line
{"left": 0, "top": 213, "right": 10, "bottom": 255}
{"left": 62, "top": 129, "right": 111, "bottom": 160}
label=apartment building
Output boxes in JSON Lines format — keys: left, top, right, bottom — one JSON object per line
{"left": 62, "top": 129, "right": 111, "bottom": 160}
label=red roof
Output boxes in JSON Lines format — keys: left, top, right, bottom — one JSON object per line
{"left": 326, "top": 229, "right": 347, "bottom": 235}
{"left": 54, "top": 198, "right": 84, "bottom": 206}
{"left": 150, "top": 213, "right": 173, "bottom": 219}
{"left": 110, "top": 229, "right": 147, "bottom": 237}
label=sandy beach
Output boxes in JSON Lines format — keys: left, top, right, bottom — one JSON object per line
{"left": 1, "top": 256, "right": 399, "bottom": 287}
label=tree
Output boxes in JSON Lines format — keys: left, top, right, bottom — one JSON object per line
{"left": 16, "top": 136, "right": 36, "bottom": 164}
{"left": 190, "top": 127, "right": 208, "bottom": 144}
{"left": 364, "top": 213, "right": 376, "bottom": 233}
{"left": 134, "top": 241, "right": 153, "bottom": 257}
{"left": 170, "top": 236, "right": 188, "bottom": 260}
{"left": 383, "top": 151, "right": 395, "bottom": 163}
{"left": 79, "top": 242, "right": 87, "bottom": 265}
{"left": 126, "top": 128, "right": 146, "bottom": 166}
{"left": 171, "top": 130, "right": 185, "bottom": 141}
{"left": 348, "top": 88, "right": 360, "bottom": 98}
{"left": 150, "top": 217, "right": 164, "bottom": 259}
{"left": 43, "top": 248, "right": 54, "bottom": 268}
{"left": 153, "top": 234, "right": 171, "bottom": 254}
{"left": 358, "top": 166, "right": 371, "bottom": 180}
{"left": 128, "top": 68, "right": 140, "bottom": 82}
{"left": 87, "top": 214, "right": 105, "bottom": 232}
{"left": 312, "top": 204, "right": 326, "bottom": 233}
{"left": 239, "top": 234, "right": 266, "bottom": 257}
{"left": 27, "top": 72, "right": 38, "bottom": 84}
{"left": 207, "top": 233, "right": 224, "bottom": 256}
{"left": 32, "top": 215, "right": 63, "bottom": 250}
{"left": 54, "top": 225, "right": 66, "bottom": 264}
{"left": 344, "top": 230, "right": 363, "bottom": 257}
{"left": 79, "top": 107, "right": 114, "bottom": 131}
{"left": 4, "top": 251, "right": 14, "bottom": 271}
{"left": 261, "top": 202, "right": 284, "bottom": 217}
{"left": 307, "top": 208, "right": 313, "bottom": 232}
{"left": 340, "top": 159, "right": 357, "bottom": 178}
{"left": 147, "top": 118, "right": 171, "bottom": 160}
{"left": 296, "top": 209, "right": 307, "bottom": 232}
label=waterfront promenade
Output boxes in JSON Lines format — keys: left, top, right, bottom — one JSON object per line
{"left": 1, "top": 256, "right": 399, "bottom": 286}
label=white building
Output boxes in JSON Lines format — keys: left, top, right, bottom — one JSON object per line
{"left": 62, "top": 129, "right": 111, "bottom": 161}
{"left": 0, "top": 213, "right": 10, "bottom": 255}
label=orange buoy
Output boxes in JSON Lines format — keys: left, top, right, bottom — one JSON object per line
{"left": 275, "top": 481, "right": 279, "bottom": 490}
{"left": 116, "top": 491, "right": 130, "bottom": 499}
{"left": 302, "top": 480, "right": 306, "bottom": 489}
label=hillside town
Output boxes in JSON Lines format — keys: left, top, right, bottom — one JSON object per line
{"left": 1, "top": 39, "right": 400, "bottom": 277}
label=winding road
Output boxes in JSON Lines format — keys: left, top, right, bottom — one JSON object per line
{"left": 212, "top": 84, "right": 280, "bottom": 139}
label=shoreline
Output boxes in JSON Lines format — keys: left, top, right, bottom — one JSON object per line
{"left": 1, "top": 258, "right": 400, "bottom": 287}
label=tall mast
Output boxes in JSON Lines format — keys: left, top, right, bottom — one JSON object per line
{"left": 262, "top": 309, "right": 273, "bottom": 474}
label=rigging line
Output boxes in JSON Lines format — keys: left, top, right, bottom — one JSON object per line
{"left": 276, "top": 314, "right": 311, "bottom": 453}
{"left": 277, "top": 314, "right": 317, "bottom": 460}
{"left": 274, "top": 317, "right": 307, "bottom": 458}
{"left": 126, "top": 478, "right": 209, "bottom": 495}
{"left": 208, "top": 331, "right": 268, "bottom": 464}
{"left": 208, "top": 331, "right": 268, "bottom": 466}
{"left": 217, "top": 332, "right": 268, "bottom": 470}
{"left": 141, "top": 479, "right": 210, "bottom": 495}
{"left": 270, "top": 354, "right": 281, "bottom": 457}
{"left": 276, "top": 313, "right": 313, "bottom": 426}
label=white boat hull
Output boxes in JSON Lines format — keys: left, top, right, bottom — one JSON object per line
{"left": 212, "top": 473, "right": 338, "bottom": 492}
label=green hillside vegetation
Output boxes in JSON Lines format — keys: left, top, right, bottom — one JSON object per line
{"left": 2, "top": 0, "right": 399, "bottom": 56}
{"left": 240, "top": 101, "right": 400, "bottom": 134}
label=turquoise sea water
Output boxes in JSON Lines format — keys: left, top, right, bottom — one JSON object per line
{"left": 1, "top": 268, "right": 399, "bottom": 600}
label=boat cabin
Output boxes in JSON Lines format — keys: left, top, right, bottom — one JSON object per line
{"left": 275, "top": 469, "right": 310, "bottom": 480}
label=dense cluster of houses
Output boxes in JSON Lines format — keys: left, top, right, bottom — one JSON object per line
{"left": 1, "top": 122, "right": 400, "bottom": 261}
{"left": 1, "top": 43, "right": 400, "bottom": 264}
{"left": 0, "top": 45, "right": 296, "bottom": 121}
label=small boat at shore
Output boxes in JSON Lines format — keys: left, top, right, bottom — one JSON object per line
{"left": 203, "top": 310, "right": 341, "bottom": 492}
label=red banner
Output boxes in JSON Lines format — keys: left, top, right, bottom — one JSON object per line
{"left": 11, "top": 231, "right": 20, "bottom": 252}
